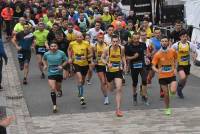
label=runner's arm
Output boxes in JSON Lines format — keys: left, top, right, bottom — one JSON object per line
{"left": 101, "top": 47, "right": 108, "bottom": 65}
{"left": 87, "top": 46, "right": 93, "bottom": 61}
{"left": 152, "top": 53, "right": 159, "bottom": 73}
{"left": 67, "top": 44, "right": 73, "bottom": 63}
{"left": 121, "top": 46, "right": 127, "bottom": 68}
{"left": 42, "top": 55, "right": 48, "bottom": 70}
{"left": 45, "top": 41, "right": 49, "bottom": 50}
{"left": 11, "top": 35, "right": 20, "bottom": 50}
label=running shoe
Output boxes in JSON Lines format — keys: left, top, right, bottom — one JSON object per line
{"left": 87, "top": 80, "right": 92, "bottom": 85}
{"left": 177, "top": 88, "right": 184, "bottom": 99}
{"left": 23, "top": 78, "right": 27, "bottom": 85}
{"left": 142, "top": 96, "right": 150, "bottom": 106}
{"left": 133, "top": 93, "right": 137, "bottom": 105}
{"left": 104, "top": 96, "right": 109, "bottom": 105}
{"left": 116, "top": 109, "right": 123, "bottom": 117}
{"left": 53, "top": 105, "right": 57, "bottom": 113}
{"left": 80, "top": 97, "right": 86, "bottom": 105}
{"left": 41, "top": 73, "right": 45, "bottom": 79}
{"left": 164, "top": 108, "right": 172, "bottom": 115}
{"left": 57, "top": 90, "right": 62, "bottom": 97}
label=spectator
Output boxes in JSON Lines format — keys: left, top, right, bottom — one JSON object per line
{"left": 170, "top": 20, "right": 183, "bottom": 43}
{"left": 0, "top": 39, "right": 8, "bottom": 89}
{"left": 1, "top": 4, "right": 14, "bottom": 40}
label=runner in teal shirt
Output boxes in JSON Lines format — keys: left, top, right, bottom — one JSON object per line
{"left": 43, "top": 43, "right": 67, "bottom": 113}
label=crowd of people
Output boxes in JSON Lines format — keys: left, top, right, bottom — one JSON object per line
{"left": 0, "top": 0, "right": 199, "bottom": 118}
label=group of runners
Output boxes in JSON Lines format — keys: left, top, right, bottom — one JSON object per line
{"left": 0, "top": 0, "right": 199, "bottom": 117}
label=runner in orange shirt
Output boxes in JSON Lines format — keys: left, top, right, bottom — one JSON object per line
{"left": 152, "top": 36, "right": 177, "bottom": 115}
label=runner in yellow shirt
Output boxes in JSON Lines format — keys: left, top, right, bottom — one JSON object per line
{"left": 101, "top": 34, "right": 127, "bottom": 117}
{"left": 68, "top": 32, "right": 93, "bottom": 105}
{"left": 92, "top": 32, "right": 109, "bottom": 105}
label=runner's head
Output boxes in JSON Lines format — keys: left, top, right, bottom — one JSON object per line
{"left": 55, "top": 31, "right": 64, "bottom": 41}
{"left": 140, "top": 30, "right": 147, "bottom": 41}
{"left": 24, "top": 24, "right": 31, "bottom": 33}
{"left": 111, "top": 34, "right": 119, "bottom": 47}
{"left": 97, "top": 32, "right": 104, "bottom": 44}
{"left": 115, "top": 21, "right": 122, "bottom": 30}
{"left": 153, "top": 27, "right": 161, "bottom": 39}
{"left": 67, "top": 22, "right": 74, "bottom": 33}
{"left": 107, "top": 25, "right": 114, "bottom": 36}
{"left": 79, "top": 13, "right": 85, "bottom": 20}
{"left": 143, "top": 18, "right": 149, "bottom": 29}
{"left": 38, "top": 22, "right": 45, "bottom": 31}
{"left": 76, "top": 32, "right": 84, "bottom": 43}
{"left": 160, "top": 36, "right": 169, "bottom": 51}
{"left": 179, "top": 29, "right": 188, "bottom": 43}
{"left": 49, "top": 43, "right": 58, "bottom": 52}
{"left": 95, "top": 21, "right": 101, "bottom": 31}
{"left": 175, "top": 20, "right": 182, "bottom": 31}
{"left": 52, "top": 23, "right": 59, "bottom": 32}
{"left": 19, "top": 17, "right": 26, "bottom": 25}
{"left": 132, "top": 32, "right": 140, "bottom": 44}
{"left": 127, "top": 20, "right": 134, "bottom": 31}
{"left": 84, "top": 34, "right": 90, "bottom": 43}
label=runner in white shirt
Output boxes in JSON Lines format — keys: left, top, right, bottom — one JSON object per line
{"left": 104, "top": 25, "right": 114, "bottom": 45}
{"left": 86, "top": 21, "right": 104, "bottom": 45}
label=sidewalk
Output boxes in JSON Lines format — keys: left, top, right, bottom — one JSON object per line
{"left": 0, "top": 39, "right": 35, "bottom": 134}
{"left": 0, "top": 39, "right": 200, "bottom": 134}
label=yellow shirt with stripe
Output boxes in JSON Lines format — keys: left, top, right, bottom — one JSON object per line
{"left": 70, "top": 41, "right": 90, "bottom": 66}
{"left": 107, "top": 46, "right": 122, "bottom": 72}
{"left": 177, "top": 42, "right": 190, "bottom": 66}
{"left": 95, "top": 43, "right": 107, "bottom": 66}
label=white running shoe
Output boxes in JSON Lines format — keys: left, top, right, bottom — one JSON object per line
{"left": 104, "top": 97, "right": 109, "bottom": 105}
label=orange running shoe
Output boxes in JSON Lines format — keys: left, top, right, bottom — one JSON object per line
{"left": 116, "top": 110, "right": 123, "bottom": 117}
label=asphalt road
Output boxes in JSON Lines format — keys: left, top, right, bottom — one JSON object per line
{"left": 9, "top": 44, "right": 200, "bottom": 117}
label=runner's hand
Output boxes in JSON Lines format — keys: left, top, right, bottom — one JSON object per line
{"left": 16, "top": 46, "right": 22, "bottom": 51}
{"left": 81, "top": 56, "right": 86, "bottom": 60}
{"left": 43, "top": 65, "right": 47, "bottom": 71}
{"left": 46, "top": 45, "right": 49, "bottom": 50}
{"left": 107, "top": 63, "right": 112, "bottom": 68}
{"left": 58, "top": 65, "right": 63, "bottom": 70}
{"left": 68, "top": 58, "right": 72, "bottom": 64}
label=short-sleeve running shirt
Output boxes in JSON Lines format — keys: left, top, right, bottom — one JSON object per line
{"left": 33, "top": 29, "right": 49, "bottom": 46}
{"left": 69, "top": 40, "right": 90, "bottom": 66}
{"left": 152, "top": 48, "right": 177, "bottom": 79}
{"left": 43, "top": 50, "right": 67, "bottom": 76}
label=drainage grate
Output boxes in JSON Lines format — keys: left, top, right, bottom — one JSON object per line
{"left": 6, "top": 95, "right": 23, "bottom": 100}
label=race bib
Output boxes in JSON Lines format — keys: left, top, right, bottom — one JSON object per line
{"left": 38, "top": 47, "right": 46, "bottom": 53}
{"left": 132, "top": 62, "right": 143, "bottom": 69}
{"left": 49, "top": 65, "right": 59, "bottom": 73}
{"left": 181, "top": 55, "right": 189, "bottom": 62}
{"left": 17, "top": 53, "right": 23, "bottom": 59}
{"left": 112, "top": 62, "right": 120, "bottom": 68}
{"left": 75, "top": 56, "right": 81, "bottom": 60}
{"left": 161, "top": 65, "right": 172, "bottom": 72}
